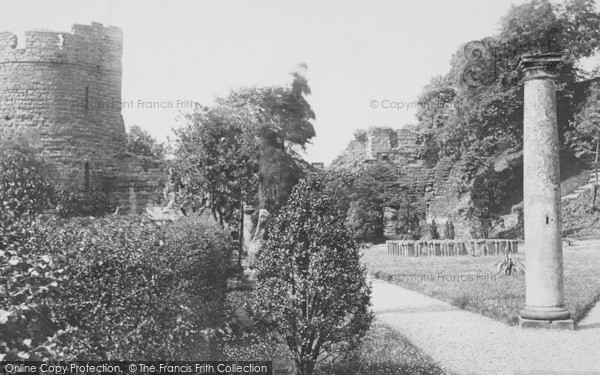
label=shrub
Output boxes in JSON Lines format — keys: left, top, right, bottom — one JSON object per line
{"left": 2, "top": 214, "right": 233, "bottom": 360}
{"left": 466, "top": 166, "right": 506, "bottom": 238}
{"left": 429, "top": 219, "right": 440, "bottom": 239}
{"left": 164, "top": 214, "right": 235, "bottom": 327}
{"left": 253, "top": 176, "right": 373, "bottom": 375}
{"left": 0, "top": 216, "right": 68, "bottom": 361}
{"left": 0, "top": 140, "right": 54, "bottom": 224}
{"left": 444, "top": 220, "right": 455, "bottom": 239}
{"left": 55, "top": 188, "right": 113, "bottom": 218}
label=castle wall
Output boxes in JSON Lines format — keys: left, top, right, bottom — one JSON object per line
{"left": 0, "top": 23, "right": 125, "bottom": 187}
{"left": 0, "top": 23, "right": 164, "bottom": 215}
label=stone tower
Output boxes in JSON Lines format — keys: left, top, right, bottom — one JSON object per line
{"left": 0, "top": 23, "right": 126, "bottom": 188}
{"left": 0, "top": 23, "right": 165, "bottom": 215}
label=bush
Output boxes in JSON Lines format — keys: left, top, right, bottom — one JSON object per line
{"left": 444, "top": 220, "right": 455, "bottom": 239}
{"left": 164, "top": 214, "right": 235, "bottom": 326}
{"left": 1, "top": 214, "right": 234, "bottom": 361}
{"left": 55, "top": 188, "right": 113, "bottom": 218}
{"left": 429, "top": 219, "right": 440, "bottom": 239}
{"left": 0, "top": 140, "right": 54, "bottom": 224}
{"left": 466, "top": 166, "right": 506, "bottom": 239}
{"left": 253, "top": 176, "right": 373, "bottom": 375}
{"left": 0, "top": 139, "right": 62, "bottom": 361}
{"left": 0, "top": 215, "right": 68, "bottom": 361}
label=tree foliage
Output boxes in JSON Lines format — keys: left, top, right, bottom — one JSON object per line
{"left": 168, "top": 66, "right": 316, "bottom": 226}
{"left": 566, "top": 81, "right": 600, "bottom": 206}
{"left": 465, "top": 166, "right": 506, "bottom": 238}
{"left": 0, "top": 138, "right": 54, "bottom": 223}
{"left": 417, "top": 0, "right": 600, "bottom": 169}
{"left": 220, "top": 65, "right": 316, "bottom": 212}
{"left": 253, "top": 176, "right": 373, "bottom": 375}
{"left": 125, "top": 125, "right": 165, "bottom": 160}
{"left": 170, "top": 104, "right": 260, "bottom": 225}
{"left": 346, "top": 162, "right": 422, "bottom": 241}
{"left": 429, "top": 219, "right": 440, "bottom": 240}
{"left": 444, "top": 220, "right": 456, "bottom": 240}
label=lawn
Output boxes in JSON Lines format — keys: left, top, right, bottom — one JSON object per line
{"left": 220, "top": 283, "right": 450, "bottom": 375}
{"left": 362, "top": 242, "right": 600, "bottom": 325}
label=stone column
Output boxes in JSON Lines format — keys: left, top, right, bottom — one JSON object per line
{"left": 519, "top": 53, "right": 573, "bottom": 329}
{"left": 242, "top": 204, "right": 255, "bottom": 266}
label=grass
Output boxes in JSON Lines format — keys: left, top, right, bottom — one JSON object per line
{"left": 362, "top": 242, "right": 600, "bottom": 325}
{"left": 220, "top": 281, "right": 450, "bottom": 375}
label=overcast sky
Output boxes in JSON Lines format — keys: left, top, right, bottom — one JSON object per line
{"left": 2, "top": 0, "right": 595, "bottom": 164}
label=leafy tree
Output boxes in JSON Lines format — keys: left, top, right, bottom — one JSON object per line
{"left": 220, "top": 65, "right": 316, "bottom": 212}
{"left": 125, "top": 125, "right": 165, "bottom": 160}
{"left": 418, "top": 0, "right": 600, "bottom": 171}
{"left": 322, "top": 168, "right": 358, "bottom": 217}
{"left": 444, "top": 220, "right": 456, "bottom": 240}
{"left": 415, "top": 76, "right": 458, "bottom": 160}
{"left": 169, "top": 65, "right": 316, "bottom": 229}
{"left": 566, "top": 81, "right": 600, "bottom": 206}
{"left": 429, "top": 219, "right": 440, "bottom": 240}
{"left": 347, "top": 162, "right": 420, "bottom": 241}
{"left": 466, "top": 166, "right": 506, "bottom": 238}
{"left": 253, "top": 176, "right": 373, "bottom": 375}
{"left": 169, "top": 105, "right": 260, "bottom": 226}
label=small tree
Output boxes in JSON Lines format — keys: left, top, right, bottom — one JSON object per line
{"left": 126, "top": 125, "right": 165, "bottom": 160}
{"left": 429, "top": 219, "right": 440, "bottom": 239}
{"left": 253, "top": 176, "right": 373, "bottom": 375}
{"left": 347, "top": 162, "right": 417, "bottom": 241}
{"left": 444, "top": 219, "right": 456, "bottom": 239}
{"left": 566, "top": 81, "right": 600, "bottom": 207}
{"left": 466, "top": 166, "right": 506, "bottom": 239}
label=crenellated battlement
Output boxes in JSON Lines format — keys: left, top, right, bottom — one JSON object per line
{"left": 0, "top": 23, "right": 122, "bottom": 71}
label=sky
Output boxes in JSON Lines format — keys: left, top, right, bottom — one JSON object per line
{"left": 1, "top": 0, "right": 594, "bottom": 165}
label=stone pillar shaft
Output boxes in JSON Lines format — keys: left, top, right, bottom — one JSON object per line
{"left": 519, "top": 53, "right": 572, "bottom": 327}
{"left": 242, "top": 204, "right": 255, "bottom": 258}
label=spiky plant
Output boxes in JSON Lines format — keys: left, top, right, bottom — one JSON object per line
{"left": 494, "top": 251, "right": 525, "bottom": 276}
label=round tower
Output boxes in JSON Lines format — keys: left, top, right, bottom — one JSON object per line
{"left": 0, "top": 23, "right": 126, "bottom": 188}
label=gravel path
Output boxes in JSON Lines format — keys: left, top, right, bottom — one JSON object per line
{"left": 371, "top": 279, "right": 600, "bottom": 375}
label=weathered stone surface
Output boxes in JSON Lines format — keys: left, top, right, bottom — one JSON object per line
{"left": 248, "top": 209, "right": 270, "bottom": 267}
{"left": 518, "top": 317, "right": 574, "bottom": 330}
{"left": 331, "top": 126, "right": 455, "bottom": 235}
{"left": 0, "top": 23, "right": 165, "bottom": 215}
{"left": 519, "top": 53, "right": 571, "bottom": 325}
{"left": 387, "top": 239, "right": 519, "bottom": 257}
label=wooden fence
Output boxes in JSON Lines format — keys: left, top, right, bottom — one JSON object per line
{"left": 386, "top": 239, "right": 519, "bottom": 257}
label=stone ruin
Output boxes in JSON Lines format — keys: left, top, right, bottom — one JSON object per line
{"left": 0, "top": 23, "right": 165, "bottom": 215}
{"left": 331, "top": 126, "right": 454, "bottom": 237}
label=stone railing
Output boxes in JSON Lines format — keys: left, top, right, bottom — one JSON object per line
{"left": 386, "top": 239, "right": 519, "bottom": 257}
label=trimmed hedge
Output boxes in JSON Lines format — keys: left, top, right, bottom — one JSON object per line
{"left": 1, "top": 214, "right": 234, "bottom": 360}
{"left": 54, "top": 188, "right": 113, "bottom": 218}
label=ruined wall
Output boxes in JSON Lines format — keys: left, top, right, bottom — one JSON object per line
{"left": 0, "top": 23, "right": 164, "bottom": 215}
{"left": 330, "top": 126, "right": 454, "bottom": 236}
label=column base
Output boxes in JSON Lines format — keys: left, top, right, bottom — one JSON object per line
{"left": 519, "top": 306, "right": 574, "bottom": 329}
{"left": 518, "top": 317, "right": 574, "bottom": 330}
{"left": 520, "top": 306, "right": 571, "bottom": 320}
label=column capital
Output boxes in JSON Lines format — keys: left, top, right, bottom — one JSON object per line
{"left": 519, "top": 53, "right": 563, "bottom": 81}
{"left": 243, "top": 204, "right": 255, "bottom": 214}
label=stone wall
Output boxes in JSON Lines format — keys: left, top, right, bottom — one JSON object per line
{"left": 330, "top": 126, "right": 455, "bottom": 236}
{"left": 0, "top": 23, "right": 164, "bottom": 215}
